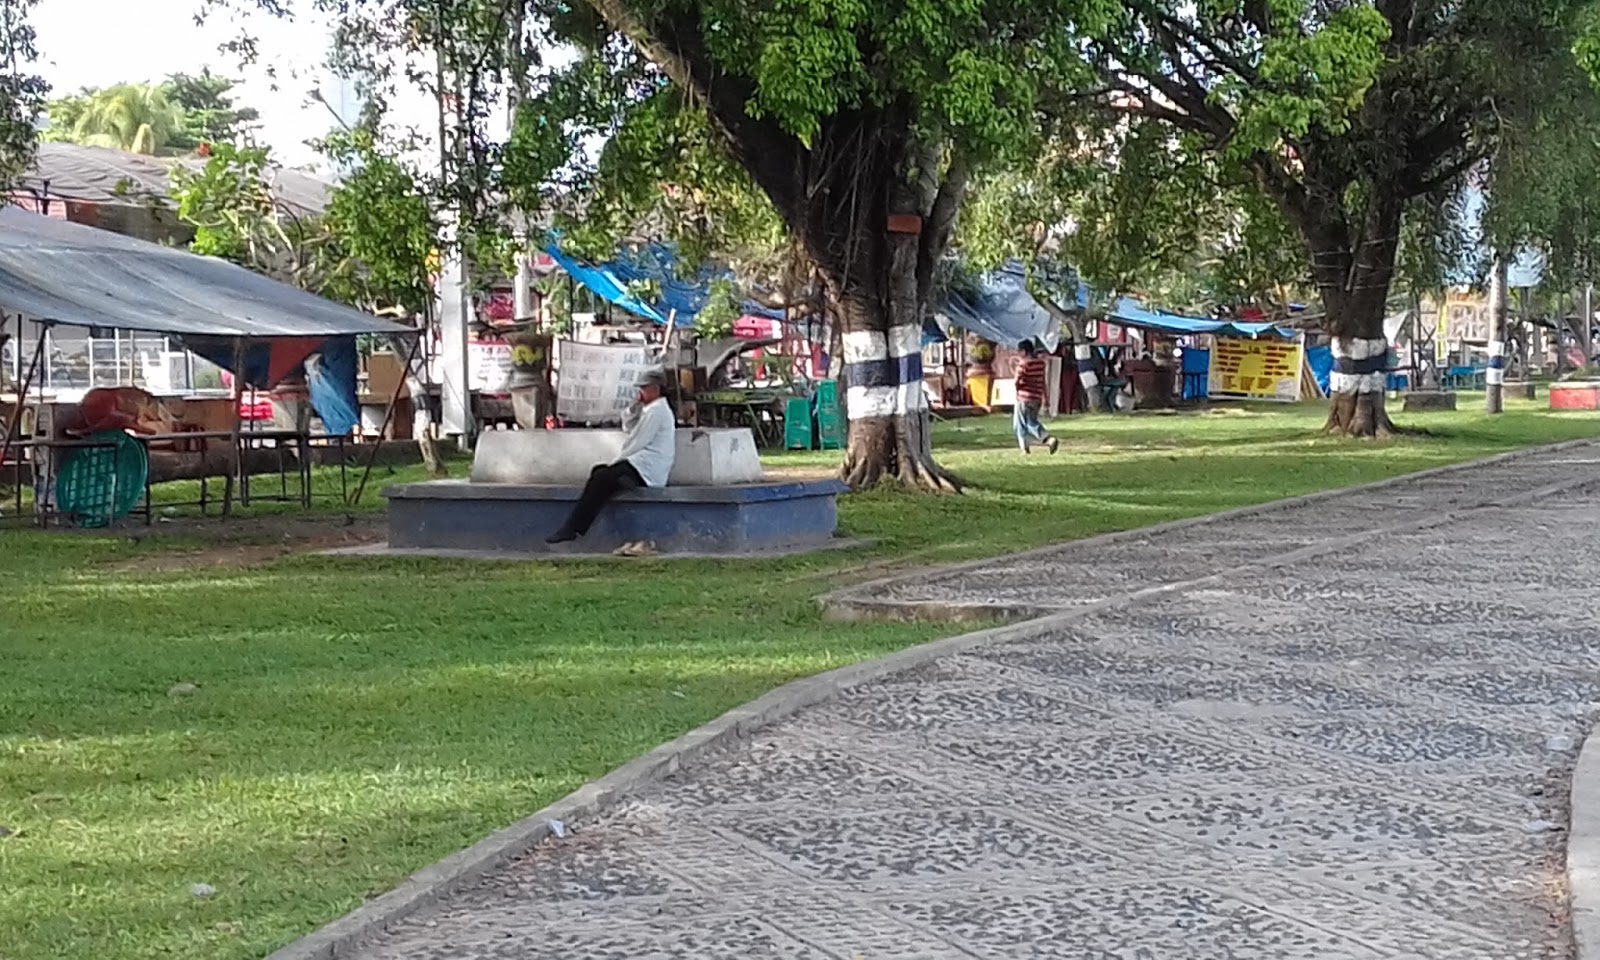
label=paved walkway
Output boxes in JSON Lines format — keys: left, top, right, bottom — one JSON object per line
{"left": 351, "top": 444, "right": 1600, "bottom": 960}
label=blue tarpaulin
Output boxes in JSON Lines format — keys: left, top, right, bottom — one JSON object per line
{"left": 183, "top": 334, "right": 361, "bottom": 434}
{"left": 935, "top": 261, "right": 1063, "bottom": 351}
{"left": 544, "top": 245, "right": 671, "bottom": 324}
{"left": 1107, "top": 297, "right": 1296, "bottom": 339}
{"left": 1306, "top": 344, "right": 1333, "bottom": 395}
{"left": 307, "top": 336, "right": 360, "bottom": 436}
{"left": 546, "top": 242, "right": 787, "bottom": 326}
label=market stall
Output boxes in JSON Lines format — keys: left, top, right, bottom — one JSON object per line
{"left": 0, "top": 206, "right": 415, "bottom": 526}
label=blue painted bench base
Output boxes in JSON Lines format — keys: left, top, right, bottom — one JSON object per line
{"left": 382, "top": 479, "right": 848, "bottom": 555}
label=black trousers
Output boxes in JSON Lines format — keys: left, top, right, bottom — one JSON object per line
{"left": 559, "top": 460, "right": 644, "bottom": 535}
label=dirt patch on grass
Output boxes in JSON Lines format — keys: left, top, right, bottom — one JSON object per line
{"left": 102, "top": 513, "right": 386, "bottom": 573}
{"left": 761, "top": 464, "right": 841, "bottom": 481}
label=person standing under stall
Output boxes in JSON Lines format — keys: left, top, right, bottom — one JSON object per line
{"left": 1012, "top": 340, "right": 1059, "bottom": 455}
{"left": 546, "top": 369, "right": 676, "bottom": 544}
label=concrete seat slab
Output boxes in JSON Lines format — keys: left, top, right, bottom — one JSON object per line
{"left": 382, "top": 478, "right": 847, "bottom": 555}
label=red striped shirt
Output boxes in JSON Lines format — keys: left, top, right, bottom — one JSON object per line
{"left": 1014, "top": 357, "right": 1048, "bottom": 403}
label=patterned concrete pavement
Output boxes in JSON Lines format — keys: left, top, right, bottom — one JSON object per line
{"left": 347, "top": 444, "right": 1600, "bottom": 960}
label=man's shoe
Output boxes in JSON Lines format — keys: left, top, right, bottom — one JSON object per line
{"left": 545, "top": 528, "right": 578, "bottom": 544}
{"left": 619, "top": 540, "right": 657, "bottom": 558}
{"left": 1048, "top": 437, "right": 1060, "bottom": 455}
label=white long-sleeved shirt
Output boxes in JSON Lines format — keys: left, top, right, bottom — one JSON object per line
{"left": 618, "top": 397, "right": 675, "bottom": 486}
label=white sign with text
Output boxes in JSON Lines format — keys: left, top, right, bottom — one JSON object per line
{"left": 556, "top": 340, "right": 662, "bottom": 423}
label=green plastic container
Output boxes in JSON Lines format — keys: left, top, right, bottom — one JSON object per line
{"left": 815, "top": 381, "right": 844, "bottom": 450}
{"left": 54, "top": 431, "right": 148, "bottom": 528}
{"left": 783, "top": 397, "right": 813, "bottom": 450}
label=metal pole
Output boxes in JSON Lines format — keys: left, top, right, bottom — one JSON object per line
{"left": 1586, "top": 282, "right": 1595, "bottom": 366}
{"left": 225, "top": 337, "right": 247, "bottom": 515}
{"left": 0, "top": 323, "right": 47, "bottom": 475}
{"left": 349, "top": 334, "right": 425, "bottom": 508}
{"left": 1486, "top": 258, "right": 1507, "bottom": 414}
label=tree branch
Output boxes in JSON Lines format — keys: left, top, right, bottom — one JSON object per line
{"left": 1103, "top": 83, "right": 1202, "bottom": 130}
{"left": 917, "top": 153, "right": 970, "bottom": 308}
{"left": 1407, "top": 151, "right": 1484, "bottom": 196}
{"left": 1137, "top": 3, "right": 1259, "bottom": 84}
{"left": 579, "top": 0, "right": 805, "bottom": 223}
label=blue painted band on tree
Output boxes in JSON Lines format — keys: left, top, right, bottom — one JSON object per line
{"left": 844, "top": 354, "right": 924, "bottom": 389}
{"left": 1332, "top": 354, "right": 1387, "bottom": 375}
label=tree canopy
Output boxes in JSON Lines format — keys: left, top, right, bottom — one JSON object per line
{"left": 0, "top": 0, "right": 48, "bottom": 189}
{"left": 197, "top": 0, "right": 1600, "bottom": 454}
{"left": 163, "top": 70, "right": 261, "bottom": 151}
{"left": 1075, "top": 0, "right": 1594, "bottom": 434}
{"left": 44, "top": 73, "right": 259, "bottom": 156}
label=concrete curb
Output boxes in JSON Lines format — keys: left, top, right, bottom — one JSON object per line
{"left": 267, "top": 437, "right": 1600, "bottom": 959}
{"left": 822, "top": 438, "right": 1600, "bottom": 621}
{"left": 320, "top": 538, "right": 871, "bottom": 563}
{"left": 1571, "top": 725, "right": 1600, "bottom": 960}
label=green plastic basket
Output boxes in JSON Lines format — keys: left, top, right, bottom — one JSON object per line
{"left": 55, "top": 431, "right": 148, "bottom": 528}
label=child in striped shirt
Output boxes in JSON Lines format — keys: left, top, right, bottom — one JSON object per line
{"left": 1012, "top": 340, "right": 1059, "bottom": 454}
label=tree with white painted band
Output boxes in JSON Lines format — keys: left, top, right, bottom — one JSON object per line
{"left": 1082, "top": 0, "right": 1583, "bottom": 437}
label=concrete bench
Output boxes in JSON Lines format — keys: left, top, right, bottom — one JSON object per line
{"left": 383, "top": 478, "right": 848, "bottom": 555}
{"left": 471, "top": 427, "right": 763, "bottom": 486}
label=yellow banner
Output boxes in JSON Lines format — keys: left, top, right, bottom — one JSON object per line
{"left": 1208, "top": 335, "right": 1305, "bottom": 402}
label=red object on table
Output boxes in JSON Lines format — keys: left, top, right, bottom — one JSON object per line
{"left": 239, "top": 397, "right": 275, "bottom": 421}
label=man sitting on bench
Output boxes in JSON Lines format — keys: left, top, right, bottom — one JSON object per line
{"left": 546, "top": 369, "right": 676, "bottom": 544}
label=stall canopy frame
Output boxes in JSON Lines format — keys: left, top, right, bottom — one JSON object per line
{"left": 0, "top": 206, "right": 420, "bottom": 508}
{"left": 0, "top": 206, "right": 411, "bottom": 342}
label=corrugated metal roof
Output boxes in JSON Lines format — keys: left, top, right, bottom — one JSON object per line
{"left": 18, "top": 142, "right": 332, "bottom": 215}
{"left": 0, "top": 206, "right": 410, "bottom": 337}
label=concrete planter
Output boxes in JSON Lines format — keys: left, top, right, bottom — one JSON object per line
{"left": 1551, "top": 381, "right": 1600, "bottom": 411}
{"left": 1402, "top": 391, "right": 1458, "bottom": 413}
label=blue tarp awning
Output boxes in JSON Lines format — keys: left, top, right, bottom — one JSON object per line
{"left": 1107, "top": 297, "right": 1296, "bottom": 339}
{"left": 544, "top": 245, "right": 669, "bottom": 324}
{"left": 934, "top": 261, "right": 1063, "bottom": 351}
{"left": 546, "top": 242, "right": 786, "bottom": 326}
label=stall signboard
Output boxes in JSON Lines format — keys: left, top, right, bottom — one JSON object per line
{"left": 1208, "top": 334, "right": 1304, "bottom": 402}
{"left": 469, "top": 341, "right": 513, "bottom": 392}
{"left": 1435, "top": 291, "right": 1491, "bottom": 345}
{"left": 555, "top": 340, "right": 662, "bottom": 423}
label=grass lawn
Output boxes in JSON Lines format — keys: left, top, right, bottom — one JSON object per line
{"left": 2, "top": 396, "right": 1596, "bottom": 960}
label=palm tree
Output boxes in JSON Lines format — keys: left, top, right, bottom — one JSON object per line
{"left": 67, "top": 84, "right": 184, "bottom": 155}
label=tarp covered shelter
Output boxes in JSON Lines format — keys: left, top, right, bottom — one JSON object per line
{"left": 933, "top": 261, "right": 1068, "bottom": 351}
{"left": 1107, "top": 297, "right": 1296, "bottom": 339}
{"left": 0, "top": 206, "right": 412, "bottom": 434}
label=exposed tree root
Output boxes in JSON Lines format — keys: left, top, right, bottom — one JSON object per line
{"left": 840, "top": 449, "right": 965, "bottom": 493}
{"left": 1323, "top": 390, "right": 1427, "bottom": 438}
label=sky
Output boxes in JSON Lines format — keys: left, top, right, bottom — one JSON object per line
{"left": 29, "top": 0, "right": 435, "bottom": 172}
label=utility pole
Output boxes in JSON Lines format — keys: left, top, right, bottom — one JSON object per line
{"left": 1486, "top": 257, "right": 1508, "bottom": 414}
{"left": 433, "top": 12, "right": 476, "bottom": 449}
{"left": 1586, "top": 281, "right": 1595, "bottom": 367}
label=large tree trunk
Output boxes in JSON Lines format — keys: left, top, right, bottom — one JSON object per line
{"left": 835, "top": 287, "right": 961, "bottom": 492}
{"left": 1324, "top": 325, "right": 1399, "bottom": 437}
{"left": 824, "top": 132, "right": 965, "bottom": 492}
{"left": 1289, "top": 188, "right": 1404, "bottom": 438}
